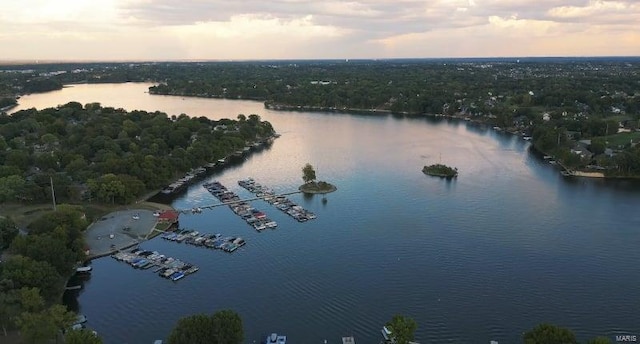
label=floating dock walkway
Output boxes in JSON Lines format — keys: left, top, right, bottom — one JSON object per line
{"left": 111, "top": 247, "right": 199, "bottom": 282}
{"left": 161, "top": 229, "right": 246, "bottom": 253}
{"left": 238, "top": 178, "right": 317, "bottom": 222}
{"left": 176, "top": 190, "right": 302, "bottom": 214}
{"left": 201, "top": 181, "right": 279, "bottom": 231}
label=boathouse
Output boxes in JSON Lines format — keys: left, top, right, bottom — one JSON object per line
{"left": 157, "top": 210, "right": 179, "bottom": 225}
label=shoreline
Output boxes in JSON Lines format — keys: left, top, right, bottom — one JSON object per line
{"left": 298, "top": 182, "right": 337, "bottom": 194}
{"left": 8, "top": 82, "right": 638, "bottom": 181}
{"left": 569, "top": 171, "right": 605, "bottom": 178}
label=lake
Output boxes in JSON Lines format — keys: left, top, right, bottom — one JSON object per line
{"left": 13, "top": 83, "right": 640, "bottom": 343}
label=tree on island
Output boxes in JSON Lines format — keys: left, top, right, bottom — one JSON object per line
{"left": 523, "top": 323, "right": 577, "bottom": 344}
{"left": 302, "top": 163, "right": 316, "bottom": 184}
{"left": 299, "top": 164, "right": 337, "bottom": 194}
{"left": 385, "top": 314, "right": 417, "bottom": 344}
{"left": 167, "top": 309, "right": 243, "bottom": 344}
{"left": 422, "top": 164, "right": 458, "bottom": 178}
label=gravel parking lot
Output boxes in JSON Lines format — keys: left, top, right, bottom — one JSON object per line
{"left": 84, "top": 209, "right": 157, "bottom": 258}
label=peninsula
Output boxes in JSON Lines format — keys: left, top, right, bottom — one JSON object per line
{"left": 2, "top": 59, "right": 640, "bottom": 178}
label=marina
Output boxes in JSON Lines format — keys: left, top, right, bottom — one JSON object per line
{"left": 203, "top": 181, "right": 279, "bottom": 231}
{"left": 176, "top": 190, "right": 302, "bottom": 214}
{"left": 159, "top": 136, "right": 278, "bottom": 196}
{"left": 238, "top": 178, "right": 317, "bottom": 222}
{"left": 161, "top": 229, "right": 246, "bottom": 253}
{"left": 160, "top": 167, "right": 207, "bottom": 195}
{"left": 111, "top": 248, "right": 199, "bottom": 282}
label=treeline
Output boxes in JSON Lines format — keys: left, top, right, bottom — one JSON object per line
{"left": 3, "top": 60, "right": 638, "bottom": 118}
{"left": 0, "top": 102, "right": 274, "bottom": 204}
{"left": 137, "top": 61, "right": 639, "bottom": 118}
{"left": 530, "top": 117, "right": 640, "bottom": 175}
{"left": 0, "top": 206, "right": 102, "bottom": 343}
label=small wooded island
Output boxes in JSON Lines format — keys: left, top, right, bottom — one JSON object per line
{"left": 298, "top": 163, "right": 337, "bottom": 194}
{"left": 422, "top": 164, "right": 459, "bottom": 179}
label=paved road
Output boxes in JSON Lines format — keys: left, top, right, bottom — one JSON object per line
{"left": 84, "top": 209, "right": 157, "bottom": 258}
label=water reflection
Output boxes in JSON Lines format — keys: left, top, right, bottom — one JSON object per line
{"left": 302, "top": 192, "right": 314, "bottom": 202}
{"left": 464, "top": 122, "right": 491, "bottom": 136}
{"left": 63, "top": 273, "right": 92, "bottom": 313}
{"left": 13, "top": 83, "right": 640, "bottom": 344}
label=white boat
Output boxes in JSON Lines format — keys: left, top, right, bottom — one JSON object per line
{"left": 381, "top": 326, "right": 393, "bottom": 341}
{"left": 266, "top": 333, "right": 286, "bottom": 344}
{"left": 76, "top": 266, "right": 92, "bottom": 274}
{"left": 69, "top": 323, "right": 84, "bottom": 331}
{"left": 265, "top": 221, "right": 277, "bottom": 228}
{"left": 73, "top": 314, "right": 88, "bottom": 325}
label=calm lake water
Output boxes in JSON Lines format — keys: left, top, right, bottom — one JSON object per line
{"left": 14, "top": 83, "right": 640, "bottom": 344}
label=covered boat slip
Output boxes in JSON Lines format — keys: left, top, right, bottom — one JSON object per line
{"left": 161, "top": 229, "right": 246, "bottom": 253}
{"left": 111, "top": 247, "right": 199, "bottom": 282}
{"left": 238, "top": 178, "right": 317, "bottom": 223}
{"left": 202, "top": 180, "right": 279, "bottom": 231}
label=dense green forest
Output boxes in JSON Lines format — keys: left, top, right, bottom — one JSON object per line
{"left": 1, "top": 59, "right": 639, "bottom": 176}
{"left": 2, "top": 59, "right": 638, "bottom": 116}
{"left": 0, "top": 206, "right": 98, "bottom": 341}
{"left": 0, "top": 102, "right": 275, "bottom": 204}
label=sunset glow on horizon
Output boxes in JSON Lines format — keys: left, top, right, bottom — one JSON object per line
{"left": 1, "top": 0, "right": 639, "bottom": 61}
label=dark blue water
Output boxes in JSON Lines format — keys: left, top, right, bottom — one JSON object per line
{"left": 19, "top": 84, "right": 640, "bottom": 343}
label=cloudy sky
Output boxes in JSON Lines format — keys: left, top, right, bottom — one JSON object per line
{"left": 1, "top": 0, "right": 638, "bottom": 61}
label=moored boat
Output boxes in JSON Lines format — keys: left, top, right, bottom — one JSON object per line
{"left": 73, "top": 314, "right": 88, "bottom": 325}
{"left": 76, "top": 266, "right": 92, "bottom": 274}
{"left": 170, "top": 271, "right": 185, "bottom": 281}
{"left": 266, "top": 333, "right": 286, "bottom": 344}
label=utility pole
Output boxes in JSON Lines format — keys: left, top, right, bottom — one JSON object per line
{"left": 50, "top": 176, "right": 57, "bottom": 211}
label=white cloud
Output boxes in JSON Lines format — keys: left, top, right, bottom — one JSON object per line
{"left": 547, "top": 0, "right": 640, "bottom": 24}
{"left": 169, "top": 14, "right": 345, "bottom": 39}
{"left": 0, "top": 0, "right": 638, "bottom": 60}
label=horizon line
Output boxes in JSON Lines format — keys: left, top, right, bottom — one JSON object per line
{"left": 1, "top": 55, "right": 640, "bottom": 65}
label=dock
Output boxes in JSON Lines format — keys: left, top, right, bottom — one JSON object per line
{"left": 111, "top": 247, "right": 199, "bottom": 282}
{"left": 200, "top": 181, "right": 279, "bottom": 231}
{"left": 238, "top": 178, "right": 317, "bottom": 222}
{"left": 161, "top": 229, "right": 246, "bottom": 253}
{"left": 176, "top": 190, "right": 302, "bottom": 214}
{"left": 157, "top": 135, "right": 278, "bottom": 197}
